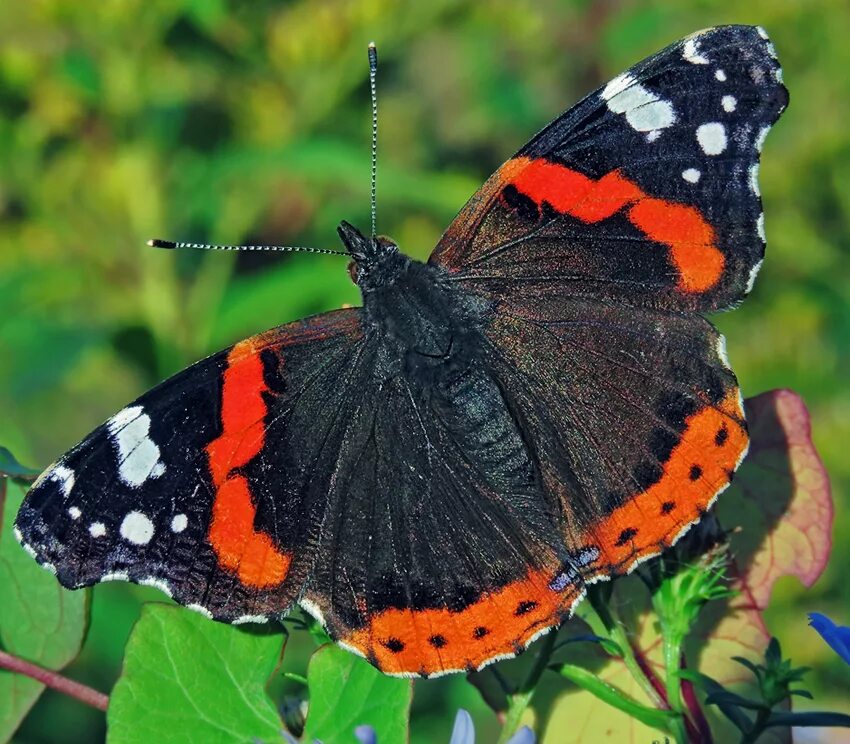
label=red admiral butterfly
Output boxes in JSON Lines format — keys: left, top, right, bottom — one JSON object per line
{"left": 15, "top": 26, "right": 787, "bottom": 677}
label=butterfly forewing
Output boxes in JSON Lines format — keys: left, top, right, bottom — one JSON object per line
{"left": 16, "top": 309, "right": 365, "bottom": 622}
{"left": 431, "top": 25, "right": 787, "bottom": 313}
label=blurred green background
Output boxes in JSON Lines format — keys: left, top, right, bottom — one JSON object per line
{"left": 2, "top": 0, "right": 849, "bottom": 741}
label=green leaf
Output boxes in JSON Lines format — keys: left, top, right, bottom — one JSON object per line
{"left": 0, "top": 446, "right": 40, "bottom": 481}
{"left": 302, "top": 644, "right": 412, "bottom": 744}
{"left": 0, "top": 479, "right": 89, "bottom": 741}
{"left": 108, "top": 605, "right": 286, "bottom": 744}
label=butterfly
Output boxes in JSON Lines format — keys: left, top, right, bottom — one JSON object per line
{"left": 15, "top": 25, "right": 787, "bottom": 678}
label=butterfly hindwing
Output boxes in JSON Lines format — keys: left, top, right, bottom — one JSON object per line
{"left": 430, "top": 25, "right": 787, "bottom": 312}
{"left": 15, "top": 309, "right": 365, "bottom": 622}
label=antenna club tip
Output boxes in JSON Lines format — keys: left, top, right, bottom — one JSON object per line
{"left": 148, "top": 238, "right": 177, "bottom": 249}
{"left": 368, "top": 41, "right": 376, "bottom": 49}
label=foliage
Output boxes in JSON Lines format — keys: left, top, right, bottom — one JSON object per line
{"left": 1, "top": 0, "right": 849, "bottom": 742}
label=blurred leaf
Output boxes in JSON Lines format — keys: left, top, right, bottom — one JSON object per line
{"left": 0, "top": 446, "right": 39, "bottom": 481}
{"left": 302, "top": 644, "right": 412, "bottom": 744}
{"left": 0, "top": 479, "right": 89, "bottom": 741}
{"left": 107, "top": 605, "right": 285, "bottom": 744}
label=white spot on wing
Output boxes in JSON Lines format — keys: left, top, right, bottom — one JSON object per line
{"left": 171, "top": 514, "right": 188, "bottom": 533}
{"left": 646, "top": 130, "right": 662, "bottom": 143}
{"left": 755, "top": 125, "right": 771, "bottom": 152}
{"left": 721, "top": 95, "right": 737, "bottom": 112}
{"left": 68, "top": 506, "right": 82, "bottom": 520}
{"left": 749, "top": 163, "right": 761, "bottom": 196}
{"left": 696, "top": 122, "right": 727, "bottom": 155}
{"left": 757, "top": 213, "right": 766, "bottom": 242}
{"left": 22, "top": 542, "right": 38, "bottom": 559}
{"left": 101, "top": 572, "right": 130, "bottom": 582}
{"left": 120, "top": 511, "right": 155, "bottom": 545}
{"left": 757, "top": 26, "right": 769, "bottom": 39}
{"left": 299, "top": 598, "right": 326, "bottom": 627}
{"left": 682, "top": 168, "right": 701, "bottom": 183}
{"left": 232, "top": 615, "right": 269, "bottom": 625}
{"left": 746, "top": 259, "right": 764, "bottom": 294}
{"left": 107, "top": 406, "right": 166, "bottom": 488}
{"left": 715, "top": 335, "right": 731, "bottom": 368}
{"left": 187, "top": 604, "right": 213, "bottom": 619}
{"left": 89, "top": 522, "right": 107, "bottom": 538}
{"left": 683, "top": 38, "right": 709, "bottom": 64}
{"left": 601, "top": 72, "right": 634, "bottom": 101}
{"left": 601, "top": 75, "right": 676, "bottom": 133}
{"left": 139, "top": 577, "right": 173, "bottom": 598}
{"left": 50, "top": 466, "right": 76, "bottom": 497}
{"left": 715, "top": 69, "right": 727, "bottom": 82}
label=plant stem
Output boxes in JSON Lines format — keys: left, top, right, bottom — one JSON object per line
{"left": 497, "top": 629, "right": 558, "bottom": 744}
{"left": 586, "top": 592, "right": 668, "bottom": 711}
{"left": 0, "top": 649, "right": 109, "bottom": 712}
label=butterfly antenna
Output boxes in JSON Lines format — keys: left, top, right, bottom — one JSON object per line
{"left": 146, "top": 239, "right": 348, "bottom": 257}
{"left": 368, "top": 41, "right": 378, "bottom": 239}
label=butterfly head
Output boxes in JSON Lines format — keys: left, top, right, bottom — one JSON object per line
{"left": 337, "top": 220, "right": 402, "bottom": 290}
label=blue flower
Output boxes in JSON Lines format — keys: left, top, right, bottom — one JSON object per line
{"left": 808, "top": 612, "right": 850, "bottom": 665}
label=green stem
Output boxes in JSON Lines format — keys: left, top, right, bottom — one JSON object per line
{"left": 585, "top": 591, "right": 668, "bottom": 711}
{"left": 497, "top": 629, "right": 558, "bottom": 744}
{"left": 554, "top": 663, "right": 680, "bottom": 732}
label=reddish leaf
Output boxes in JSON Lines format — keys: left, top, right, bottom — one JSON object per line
{"left": 540, "top": 391, "right": 833, "bottom": 743}
{"left": 693, "top": 390, "right": 833, "bottom": 742}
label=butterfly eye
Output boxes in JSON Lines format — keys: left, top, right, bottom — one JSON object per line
{"left": 347, "top": 260, "right": 360, "bottom": 284}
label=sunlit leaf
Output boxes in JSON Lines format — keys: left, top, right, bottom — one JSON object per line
{"left": 302, "top": 644, "right": 412, "bottom": 744}
{"left": 107, "top": 605, "right": 286, "bottom": 744}
{"left": 0, "top": 479, "right": 89, "bottom": 741}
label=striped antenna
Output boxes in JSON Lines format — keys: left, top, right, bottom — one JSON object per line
{"left": 147, "top": 239, "right": 348, "bottom": 257}
{"left": 368, "top": 41, "right": 378, "bottom": 238}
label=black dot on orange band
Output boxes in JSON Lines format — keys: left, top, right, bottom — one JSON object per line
{"left": 689, "top": 464, "right": 703, "bottom": 481}
{"left": 515, "top": 600, "right": 538, "bottom": 616}
{"left": 383, "top": 637, "right": 405, "bottom": 653}
{"left": 473, "top": 626, "right": 490, "bottom": 639}
{"left": 660, "top": 501, "right": 676, "bottom": 515}
{"left": 715, "top": 426, "right": 729, "bottom": 446}
{"left": 428, "top": 634, "right": 447, "bottom": 649}
{"left": 615, "top": 527, "right": 639, "bottom": 546}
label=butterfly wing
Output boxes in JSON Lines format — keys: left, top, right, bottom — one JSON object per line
{"left": 15, "top": 309, "right": 365, "bottom": 623}
{"left": 299, "top": 353, "right": 583, "bottom": 677}
{"left": 430, "top": 25, "right": 787, "bottom": 312}
{"left": 480, "top": 297, "right": 747, "bottom": 582}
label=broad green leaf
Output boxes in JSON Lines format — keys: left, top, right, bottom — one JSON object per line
{"left": 303, "top": 644, "right": 412, "bottom": 744}
{"left": 0, "top": 479, "right": 90, "bottom": 741}
{"left": 107, "top": 605, "right": 286, "bottom": 744}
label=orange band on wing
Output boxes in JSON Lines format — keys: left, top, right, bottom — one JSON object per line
{"left": 205, "top": 341, "right": 291, "bottom": 588}
{"left": 339, "top": 566, "right": 582, "bottom": 676}
{"left": 508, "top": 157, "right": 724, "bottom": 293}
{"left": 582, "top": 391, "right": 747, "bottom": 573}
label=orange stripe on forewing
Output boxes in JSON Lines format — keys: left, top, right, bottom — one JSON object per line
{"left": 583, "top": 391, "right": 747, "bottom": 572}
{"left": 507, "top": 157, "right": 724, "bottom": 293}
{"left": 340, "top": 567, "right": 582, "bottom": 676}
{"left": 205, "top": 340, "right": 291, "bottom": 589}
